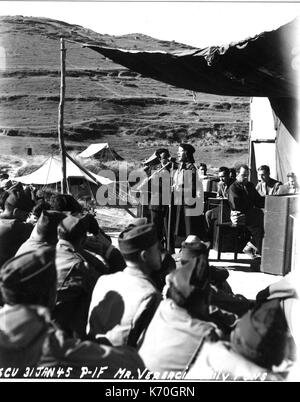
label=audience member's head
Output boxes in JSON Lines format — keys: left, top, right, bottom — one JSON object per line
{"left": 118, "top": 223, "right": 161, "bottom": 273}
{"left": 34, "top": 210, "right": 66, "bottom": 244}
{"left": 0, "top": 304, "right": 51, "bottom": 369}
{"left": 180, "top": 235, "right": 209, "bottom": 263}
{"left": 27, "top": 199, "right": 52, "bottom": 223}
{"left": 49, "top": 193, "right": 83, "bottom": 213}
{"left": 230, "top": 299, "right": 289, "bottom": 370}
{"left": 166, "top": 256, "right": 210, "bottom": 318}
{"left": 178, "top": 144, "right": 195, "bottom": 164}
{"left": 0, "top": 246, "right": 57, "bottom": 309}
{"left": 57, "top": 215, "right": 90, "bottom": 248}
{"left": 2, "top": 189, "right": 33, "bottom": 221}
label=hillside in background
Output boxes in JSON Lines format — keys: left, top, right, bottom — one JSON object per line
{"left": 0, "top": 16, "right": 250, "bottom": 166}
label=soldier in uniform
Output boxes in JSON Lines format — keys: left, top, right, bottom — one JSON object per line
{"left": 53, "top": 215, "right": 100, "bottom": 339}
{"left": 149, "top": 148, "right": 176, "bottom": 251}
{"left": 86, "top": 223, "right": 162, "bottom": 348}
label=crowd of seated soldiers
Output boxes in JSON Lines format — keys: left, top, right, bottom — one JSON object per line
{"left": 0, "top": 169, "right": 298, "bottom": 380}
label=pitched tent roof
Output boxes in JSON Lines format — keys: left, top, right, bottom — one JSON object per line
{"left": 14, "top": 156, "right": 113, "bottom": 185}
{"left": 78, "top": 143, "right": 124, "bottom": 161}
{"left": 84, "top": 17, "right": 300, "bottom": 182}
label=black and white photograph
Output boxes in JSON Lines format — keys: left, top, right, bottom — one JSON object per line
{"left": 0, "top": 0, "right": 299, "bottom": 385}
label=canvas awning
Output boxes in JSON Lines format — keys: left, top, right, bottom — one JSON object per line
{"left": 84, "top": 17, "right": 299, "bottom": 141}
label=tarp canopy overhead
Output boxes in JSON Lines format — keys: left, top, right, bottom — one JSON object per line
{"left": 14, "top": 156, "right": 113, "bottom": 185}
{"left": 78, "top": 143, "right": 124, "bottom": 161}
{"left": 84, "top": 17, "right": 299, "bottom": 142}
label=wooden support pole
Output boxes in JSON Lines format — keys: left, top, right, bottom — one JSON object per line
{"left": 66, "top": 152, "right": 103, "bottom": 185}
{"left": 66, "top": 152, "right": 137, "bottom": 218}
{"left": 58, "top": 38, "right": 67, "bottom": 194}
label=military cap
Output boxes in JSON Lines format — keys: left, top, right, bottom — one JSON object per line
{"left": 4, "top": 182, "right": 33, "bottom": 212}
{"left": 49, "top": 193, "right": 82, "bottom": 213}
{"left": 124, "top": 217, "right": 148, "bottom": 232}
{"left": 181, "top": 235, "right": 209, "bottom": 261}
{"left": 230, "top": 299, "right": 289, "bottom": 369}
{"left": 0, "top": 304, "right": 51, "bottom": 369}
{"left": 35, "top": 210, "right": 66, "bottom": 238}
{"left": 0, "top": 246, "right": 57, "bottom": 303}
{"left": 167, "top": 255, "right": 209, "bottom": 300}
{"left": 118, "top": 223, "right": 158, "bottom": 254}
{"left": 58, "top": 214, "right": 90, "bottom": 240}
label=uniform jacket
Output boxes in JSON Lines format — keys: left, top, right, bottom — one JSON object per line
{"left": 53, "top": 239, "right": 100, "bottom": 338}
{"left": 87, "top": 267, "right": 162, "bottom": 347}
{"left": 217, "top": 178, "right": 235, "bottom": 199}
{"left": 0, "top": 304, "right": 145, "bottom": 379}
{"left": 138, "top": 299, "right": 218, "bottom": 375}
{"left": 185, "top": 341, "right": 283, "bottom": 381}
{"left": 15, "top": 236, "right": 51, "bottom": 257}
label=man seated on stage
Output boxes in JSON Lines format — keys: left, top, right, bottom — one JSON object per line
{"left": 256, "top": 165, "right": 281, "bottom": 196}
{"left": 198, "top": 163, "right": 217, "bottom": 192}
{"left": 216, "top": 166, "right": 235, "bottom": 199}
{"left": 205, "top": 167, "right": 234, "bottom": 241}
{"left": 228, "top": 165, "right": 265, "bottom": 259}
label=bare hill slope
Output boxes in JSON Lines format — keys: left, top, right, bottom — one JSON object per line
{"left": 0, "top": 16, "right": 250, "bottom": 165}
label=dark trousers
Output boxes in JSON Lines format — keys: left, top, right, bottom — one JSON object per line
{"left": 245, "top": 208, "right": 264, "bottom": 254}
{"left": 151, "top": 206, "right": 175, "bottom": 253}
{"left": 174, "top": 205, "right": 208, "bottom": 243}
{"left": 205, "top": 207, "right": 219, "bottom": 241}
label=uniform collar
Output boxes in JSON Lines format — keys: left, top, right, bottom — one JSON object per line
{"left": 56, "top": 239, "right": 75, "bottom": 252}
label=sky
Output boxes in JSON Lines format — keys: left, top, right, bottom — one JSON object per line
{"left": 0, "top": 1, "right": 299, "bottom": 48}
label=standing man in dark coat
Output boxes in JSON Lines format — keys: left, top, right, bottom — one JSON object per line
{"left": 228, "top": 165, "right": 265, "bottom": 256}
{"left": 149, "top": 148, "right": 174, "bottom": 248}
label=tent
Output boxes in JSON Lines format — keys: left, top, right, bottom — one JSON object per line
{"left": 14, "top": 155, "right": 113, "bottom": 202}
{"left": 78, "top": 143, "right": 124, "bottom": 162}
{"left": 14, "top": 155, "right": 112, "bottom": 186}
{"left": 84, "top": 17, "right": 300, "bottom": 183}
